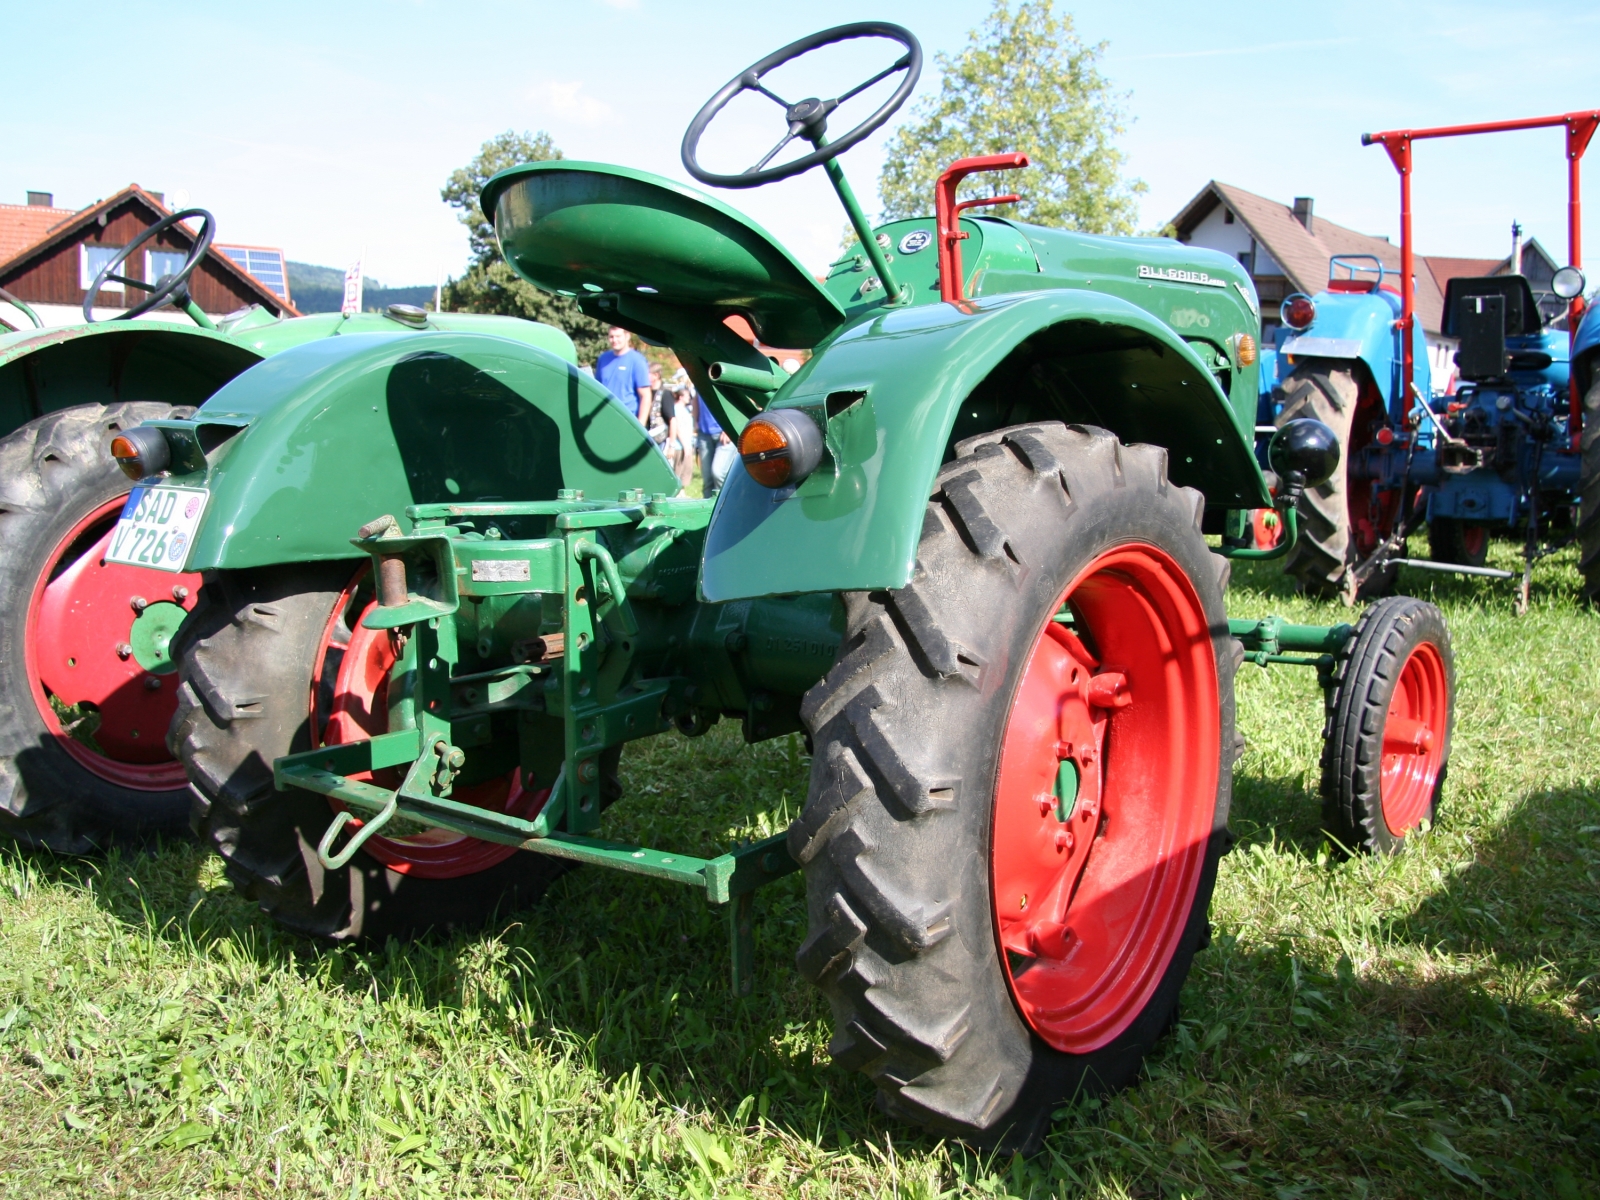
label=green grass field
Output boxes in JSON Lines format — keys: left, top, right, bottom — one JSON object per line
{"left": 2, "top": 538, "right": 1597, "bottom": 1198}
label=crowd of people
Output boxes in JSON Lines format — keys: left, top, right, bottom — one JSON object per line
{"left": 592, "top": 325, "right": 735, "bottom": 496}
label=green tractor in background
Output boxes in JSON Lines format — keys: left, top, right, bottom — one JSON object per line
{"left": 116, "top": 24, "right": 1458, "bottom": 1149}
{"left": 0, "top": 211, "right": 574, "bottom": 852}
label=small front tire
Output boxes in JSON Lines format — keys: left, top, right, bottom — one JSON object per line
{"left": 1320, "top": 596, "right": 1454, "bottom": 855}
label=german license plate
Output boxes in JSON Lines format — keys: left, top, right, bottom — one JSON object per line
{"left": 106, "top": 486, "right": 209, "bottom": 572}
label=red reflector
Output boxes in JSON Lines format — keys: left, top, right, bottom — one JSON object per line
{"left": 1283, "top": 294, "right": 1316, "bottom": 329}
{"left": 1376, "top": 427, "right": 1394, "bottom": 445}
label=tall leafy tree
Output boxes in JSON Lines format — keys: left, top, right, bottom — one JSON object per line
{"left": 876, "top": 1, "right": 1145, "bottom": 234}
{"left": 440, "top": 130, "right": 609, "bottom": 363}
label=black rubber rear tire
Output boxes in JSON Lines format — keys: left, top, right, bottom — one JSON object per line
{"left": 1578, "top": 375, "right": 1600, "bottom": 604}
{"left": 0, "top": 402, "right": 193, "bottom": 852}
{"left": 172, "top": 564, "right": 604, "bottom": 940}
{"left": 1320, "top": 596, "right": 1454, "bottom": 856}
{"left": 789, "top": 423, "right": 1238, "bottom": 1152}
{"left": 1276, "top": 362, "right": 1398, "bottom": 600}
{"left": 1429, "top": 518, "right": 1489, "bottom": 568}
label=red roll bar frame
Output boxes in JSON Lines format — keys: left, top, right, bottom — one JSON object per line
{"left": 1362, "top": 110, "right": 1600, "bottom": 449}
{"left": 934, "top": 153, "right": 1030, "bottom": 303}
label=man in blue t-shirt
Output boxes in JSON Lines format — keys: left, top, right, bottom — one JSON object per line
{"left": 594, "top": 326, "right": 652, "bottom": 420}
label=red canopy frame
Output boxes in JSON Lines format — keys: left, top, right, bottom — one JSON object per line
{"left": 1363, "top": 111, "right": 1600, "bottom": 449}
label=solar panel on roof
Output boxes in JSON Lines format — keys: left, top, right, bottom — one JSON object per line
{"left": 218, "top": 245, "right": 290, "bottom": 300}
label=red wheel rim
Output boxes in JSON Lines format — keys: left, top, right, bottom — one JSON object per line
{"left": 992, "top": 544, "right": 1219, "bottom": 1054}
{"left": 1378, "top": 641, "right": 1449, "bottom": 837}
{"left": 24, "top": 495, "right": 202, "bottom": 790}
{"left": 315, "top": 589, "right": 547, "bottom": 879}
{"left": 1461, "top": 525, "right": 1488, "bottom": 560}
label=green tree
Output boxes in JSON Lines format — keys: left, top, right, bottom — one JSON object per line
{"left": 876, "top": 1, "right": 1145, "bottom": 234}
{"left": 439, "top": 129, "right": 609, "bottom": 363}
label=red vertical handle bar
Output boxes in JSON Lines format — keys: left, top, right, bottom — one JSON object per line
{"left": 935, "top": 153, "right": 1030, "bottom": 303}
{"left": 1567, "top": 114, "right": 1597, "bottom": 448}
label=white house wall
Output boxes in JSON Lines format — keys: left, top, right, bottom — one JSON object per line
{"left": 1184, "top": 203, "right": 1285, "bottom": 277}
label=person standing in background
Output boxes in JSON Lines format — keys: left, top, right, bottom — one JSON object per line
{"left": 665, "top": 369, "right": 695, "bottom": 490}
{"left": 595, "top": 326, "right": 652, "bottom": 421}
{"left": 695, "top": 384, "right": 731, "bottom": 496}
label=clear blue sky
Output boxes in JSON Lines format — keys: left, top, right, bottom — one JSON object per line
{"left": 5, "top": 1, "right": 1594, "bottom": 286}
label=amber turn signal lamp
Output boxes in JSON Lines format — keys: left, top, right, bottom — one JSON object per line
{"left": 1281, "top": 294, "right": 1316, "bottom": 330}
{"left": 737, "top": 409, "right": 824, "bottom": 489}
{"left": 1234, "top": 332, "right": 1258, "bottom": 367}
{"left": 109, "top": 426, "right": 171, "bottom": 481}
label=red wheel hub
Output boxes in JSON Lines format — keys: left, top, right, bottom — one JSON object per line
{"left": 1461, "top": 525, "right": 1488, "bottom": 560}
{"left": 992, "top": 545, "right": 1219, "bottom": 1054}
{"left": 317, "top": 594, "right": 547, "bottom": 879}
{"left": 1378, "top": 641, "right": 1449, "bottom": 837}
{"left": 25, "top": 496, "right": 202, "bottom": 790}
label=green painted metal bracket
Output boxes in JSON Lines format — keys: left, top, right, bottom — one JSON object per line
{"left": 1217, "top": 506, "right": 1299, "bottom": 560}
{"left": 1228, "top": 615, "right": 1354, "bottom": 683}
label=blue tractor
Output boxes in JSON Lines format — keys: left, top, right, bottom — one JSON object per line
{"left": 1259, "top": 255, "right": 1433, "bottom": 598}
{"left": 1256, "top": 109, "right": 1598, "bottom": 607}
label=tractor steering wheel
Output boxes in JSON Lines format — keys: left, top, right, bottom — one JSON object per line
{"left": 83, "top": 208, "right": 216, "bottom": 323}
{"left": 681, "top": 22, "right": 921, "bottom": 189}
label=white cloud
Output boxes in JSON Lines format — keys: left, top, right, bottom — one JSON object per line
{"left": 526, "top": 80, "right": 613, "bottom": 125}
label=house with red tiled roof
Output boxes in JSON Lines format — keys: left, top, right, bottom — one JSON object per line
{"left": 1170, "top": 181, "right": 1560, "bottom": 391}
{"left": 0, "top": 187, "right": 296, "bottom": 332}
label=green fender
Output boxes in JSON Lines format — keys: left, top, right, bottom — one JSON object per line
{"left": 701, "top": 288, "right": 1272, "bottom": 602}
{"left": 0, "top": 322, "right": 262, "bottom": 437}
{"left": 163, "top": 331, "right": 677, "bottom": 571}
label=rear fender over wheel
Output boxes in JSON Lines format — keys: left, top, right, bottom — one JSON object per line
{"left": 0, "top": 402, "right": 197, "bottom": 852}
{"left": 790, "top": 421, "right": 1238, "bottom": 1152}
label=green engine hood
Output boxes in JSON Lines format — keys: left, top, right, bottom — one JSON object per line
{"left": 482, "top": 161, "right": 846, "bottom": 349}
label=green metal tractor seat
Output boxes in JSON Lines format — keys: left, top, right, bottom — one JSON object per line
{"left": 483, "top": 162, "right": 847, "bottom": 350}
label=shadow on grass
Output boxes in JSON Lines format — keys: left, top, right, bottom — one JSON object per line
{"left": 7, "top": 761, "right": 1597, "bottom": 1193}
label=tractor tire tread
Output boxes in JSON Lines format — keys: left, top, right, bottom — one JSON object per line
{"left": 0, "top": 401, "right": 194, "bottom": 852}
{"left": 792, "top": 422, "right": 1235, "bottom": 1151}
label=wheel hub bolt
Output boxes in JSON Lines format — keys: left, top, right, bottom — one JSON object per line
{"left": 129, "top": 596, "right": 148, "bottom": 614}
{"left": 172, "top": 586, "right": 189, "bottom": 602}
{"left": 115, "top": 643, "right": 133, "bottom": 659}
{"left": 144, "top": 677, "right": 162, "bottom": 691}
{"left": 1054, "top": 829, "right": 1074, "bottom": 852}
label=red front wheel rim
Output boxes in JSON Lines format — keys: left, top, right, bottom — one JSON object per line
{"left": 315, "top": 589, "right": 547, "bottom": 879}
{"left": 1461, "top": 525, "right": 1488, "bottom": 560}
{"left": 24, "top": 495, "right": 202, "bottom": 791}
{"left": 992, "top": 544, "right": 1219, "bottom": 1054}
{"left": 1378, "top": 641, "right": 1449, "bottom": 837}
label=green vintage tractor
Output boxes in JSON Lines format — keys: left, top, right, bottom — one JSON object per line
{"left": 139, "top": 24, "right": 1455, "bottom": 1148}
{"left": 0, "top": 211, "right": 573, "bottom": 853}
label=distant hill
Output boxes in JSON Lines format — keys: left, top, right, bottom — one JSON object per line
{"left": 287, "top": 261, "right": 436, "bottom": 314}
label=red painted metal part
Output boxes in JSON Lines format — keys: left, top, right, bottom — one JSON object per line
{"left": 1250, "top": 507, "right": 1284, "bottom": 550}
{"left": 1363, "top": 110, "right": 1600, "bottom": 449}
{"left": 317, "top": 596, "right": 547, "bottom": 879}
{"left": 991, "top": 544, "right": 1219, "bottom": 1053}
{"left": 934, "top": 153, "right": 1030, "bottom": 303}
{"left": 1378, "top": 640, "right": 1450, "bottom": 838}
{"left": 26, "top": 495, "right": 201, "bottom": 789}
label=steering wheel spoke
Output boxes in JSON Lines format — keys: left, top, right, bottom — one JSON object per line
{"left": 745, "top": 76, "right": 793, "bottom": 109}
{"left": 834, "top": 54, "right": 912, "bottom": 105}
{"left": 749, "top": 128, "right": 803, "bottom": 175}
{"left": 682, "top": 22, "right": 921, "bottom": 189}
{"left": 107, "top": 274, "right": 159, "bottom": 293}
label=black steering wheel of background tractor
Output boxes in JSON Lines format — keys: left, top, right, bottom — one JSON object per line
{"left": 83, "top": 209, "right": 216, "bottom": 322}
{"left": 681, "top": 22, "right": 921, "bottom": 189}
